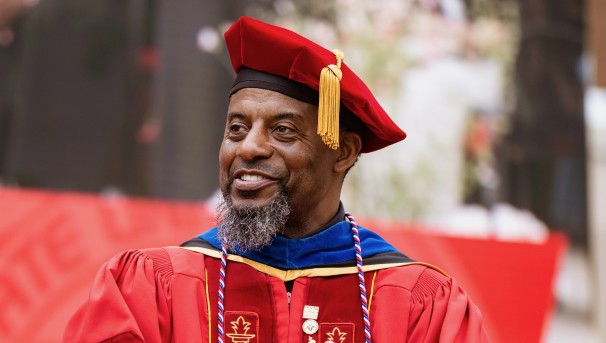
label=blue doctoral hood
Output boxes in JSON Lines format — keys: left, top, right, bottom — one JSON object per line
{"left": 197, "top": 221, "right": 398, "bottom": 270}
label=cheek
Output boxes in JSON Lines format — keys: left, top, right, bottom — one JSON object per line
{"left": 282, "top": 149, "right": 316, "bottom": 178}
{"left": 286, "top": 149, "right": 334, "bottom": 189}
{"left": 218, "top": 143, "right": 234, "bottom": 185}
{"left": 219, "top": 140, "right": 237, "bottom": 163}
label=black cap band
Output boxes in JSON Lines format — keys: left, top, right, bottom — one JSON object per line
{"left": 229, "top": 67, "right": 365, "bottom": 137}
{"left": 230, "top": 67, "right": 319, "bottom": 105}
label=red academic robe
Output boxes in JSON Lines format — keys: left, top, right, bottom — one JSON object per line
{"left": 64, "top": 247, "right": 489, "bottom": 342}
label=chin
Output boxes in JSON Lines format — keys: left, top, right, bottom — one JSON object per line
{"left": 230, "top": 193, "right": 278, "bottom": 209}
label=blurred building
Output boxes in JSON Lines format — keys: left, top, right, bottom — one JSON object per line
{"left": 0, "top": 0, "right": 251, "bottom": 200}
{"left": 499, "top": 0, "right": 587, "bottom": 246}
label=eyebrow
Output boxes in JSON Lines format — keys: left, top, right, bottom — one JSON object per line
{"left": 226, "top": 112, "right": 246, "bottom": 121}
{"left": 273, "top": 112, "right": 306, "bottom": 122}
{"left": 226, "top": 111, "right": 307, "bottom": 122}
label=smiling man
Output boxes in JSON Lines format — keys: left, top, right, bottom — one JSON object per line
{"left": 64, "top": 17, "right": 489, "bottom": 343}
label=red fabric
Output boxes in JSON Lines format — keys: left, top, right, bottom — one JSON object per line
{"left": 368, "top": 223, "right": 567, "bottom": 343}
{"left": 224, "top": 16, "right": 407, "bottom": 152}
{"left": 63, "top": 247, "right": 489, "bottom": 342}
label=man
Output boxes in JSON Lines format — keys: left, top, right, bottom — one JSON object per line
{"left": 64, "top": 17, "right": 489, "bottom": 342}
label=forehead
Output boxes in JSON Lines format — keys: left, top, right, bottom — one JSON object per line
{"left": 228, "top": 88, "right": 317, "bottom": 122}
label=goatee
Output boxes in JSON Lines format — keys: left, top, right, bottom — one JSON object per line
{"left": 216, "top": 189, "right": 291, "bottom": 253}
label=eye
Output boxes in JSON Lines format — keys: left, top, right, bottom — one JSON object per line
{"left": 229, "top": 123, "right": 247, "bottom": 133}
{"left": 274, "top": 125, "right": 293, "bottom": 133}
{"left": 225, "top": 123, "right": 248, "bottom": 140}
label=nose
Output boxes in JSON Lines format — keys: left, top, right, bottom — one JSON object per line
{"left": 237, "top": 126, "right": 273, "bottom": 161}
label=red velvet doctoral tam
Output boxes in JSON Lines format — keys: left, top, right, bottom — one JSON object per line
{"left": 224, "top": 16, "right": 407, "bottom": 153}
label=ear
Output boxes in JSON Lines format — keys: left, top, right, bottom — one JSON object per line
{"left": 334, "top": 131, "right": 362, "bottom": 173}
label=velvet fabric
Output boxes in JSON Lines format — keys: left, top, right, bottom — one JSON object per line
{"left": 63, "top": 247, "right": 490, "bottom": 342}
{"left": 198, "top": 222, "right": 399, "bottom": 269}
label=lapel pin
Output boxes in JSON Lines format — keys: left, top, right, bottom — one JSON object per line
{"left": 302, "top": 305, "right": 320, "bottom": 335}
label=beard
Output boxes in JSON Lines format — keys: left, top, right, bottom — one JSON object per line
{"left": 216, "top": 186, "right": 291, "bottom": 253}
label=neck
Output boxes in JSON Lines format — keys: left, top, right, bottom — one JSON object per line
{"left": 281, "top": 202, "right": 344, "bottom": 238}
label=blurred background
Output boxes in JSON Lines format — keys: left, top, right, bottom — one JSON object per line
{"left": 0, "top": 0, "right": 605, "bottom": 342}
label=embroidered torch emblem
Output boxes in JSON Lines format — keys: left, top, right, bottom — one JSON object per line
{"left": 226, "top": 316, "right": 256, "bottom": 343}
{"left": 324, "top": 327, "right": 347, "bottom": 343}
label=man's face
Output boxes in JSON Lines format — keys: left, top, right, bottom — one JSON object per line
{"left": 219, "top": 88, "right": 340, "bottom": 235}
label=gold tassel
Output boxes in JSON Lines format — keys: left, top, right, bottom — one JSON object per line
{"left": 318, "top": 49, "right": 344, "bottom": 149}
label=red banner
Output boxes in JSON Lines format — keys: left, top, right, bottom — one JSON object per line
{"left": 0, "top": 188, "right": 565, "bottom": 342}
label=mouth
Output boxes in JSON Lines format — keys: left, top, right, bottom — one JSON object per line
{"left": 239, "top": 174, "right": 266, "bottom": 182}
{"left": 231, "top": 170, "right": 279, "bottom": 192}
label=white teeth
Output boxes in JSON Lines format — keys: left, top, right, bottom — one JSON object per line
{"left": 240, "top": 174, "right": 265, "bottom": 181}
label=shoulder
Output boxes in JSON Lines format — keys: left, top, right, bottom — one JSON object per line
{"left": 105, "top": 246, "right": 209, "bottom": 282}
{"left": 369, "top": 265, "right": 489, "bottom": 342}
{"left": 374, "top": 263, "right": 453, "bottom": 298}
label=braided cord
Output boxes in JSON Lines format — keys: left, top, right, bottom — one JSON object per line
{"left": 218, "top": 244, "right": 227, "bottom": 343}
{"left": 217, "top": 214, "right": 371, "bottom": 343}
{"left": 345, "top": 212, "right": 372, "bottom": 343}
